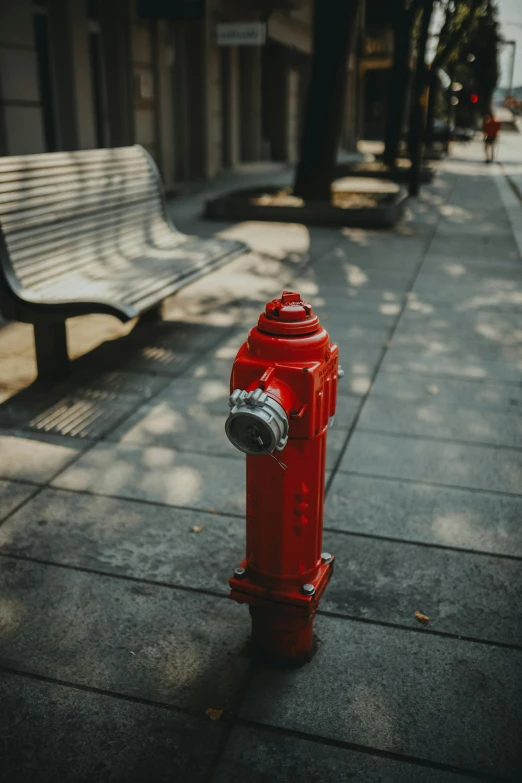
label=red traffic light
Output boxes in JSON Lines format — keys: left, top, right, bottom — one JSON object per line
{"left": 470, "top": 93, "right": 479, "bottom": 104}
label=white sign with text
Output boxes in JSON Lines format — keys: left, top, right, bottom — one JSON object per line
{"left": 217, "top": 22, "right": 266, "bottom": 47}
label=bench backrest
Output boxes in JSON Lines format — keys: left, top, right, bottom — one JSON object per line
{"left": 0, "top": 145, "right": 172, "bottom": 295}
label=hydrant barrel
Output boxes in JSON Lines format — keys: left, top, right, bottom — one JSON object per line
{"left": 225, "top": 291, "right": 339, "bottom": 665}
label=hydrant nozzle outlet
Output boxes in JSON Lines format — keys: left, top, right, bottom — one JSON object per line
{"left": 226, "top": 388, "right": 289, "bottom": 455}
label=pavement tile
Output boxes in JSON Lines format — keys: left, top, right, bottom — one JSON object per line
{"left": 0, "top": 480, "right": 36, "bottom": 521}
{"left": 325, "top": 428, "right": 349, "bottom": 471}
{"left": 0, "top": 558, "right": 250, "bottom": 711}
{"left": 370, "top": 371, "right": 522, "bottom": 409}
{"left": 318, "top": 324, "right": 390, "bottom": 349}
{"left": 51, "top": 442, "right": 246, "bottom": 515}
{"left": 422, "top": 252, "right": 522, "bottom": 274}
{"left": 397, "top": 306, "right": 522, "bottom": 343}
{"left": 182, "top": 356, "right": 237, "bottom": 383}
{"left": 339, "top": 431, "right": 522, "bottom": 495}
{"left": 333, "top": 336, "right": 388, "bottom": 366}
{"left": 0, "top": 431, "right": 87, "bottom": 484}
{"left": 0, "top": 394, "right": 136, "bottom": 441}
{"left": 428, "top": 232, "right": 519, "bottom": 260}
{"left": 358, "top": 396, "right": 522, "bottom": 448}
{"left": 410, "top": 274, "right": 522, "bottom": 311}
{"left": 390, "top": 327, "right": 522, "bottom": 362}
{"left": 331, "top": 394, "right": 361, "bottom": 430}
{"left": 0, "top": 488, "right": 243, "bottom": 595}
{"left": 316, "top": 229, "right": 430, "bottom": 258}
{"left": 141, "top": 376, "right": 232, "bottom": 414}
{"left": 308, "top": 245, "right": 422, "bottom": 271}
{"left": 240, "top": 615, "right": 522, "bottom": 778}
{"left": 0, "top": 673, "right": 224, "bottom": 783}
{"left": 214, "top": 726, "right": 466, "bottom": 783}
{"left": 324, "top": 473, "right": 522, "bottom": 556}
{"left": 318, "top": 307, "right": 397, "bottom": 331}
{"left": 320, "top": 530, "right": 522, "bottom": 645}
{"left": 297, "top": 267, "right": 413, "bottom": 293}
{"left": 436, "top": 219, "right": 513, "bottom": 237}
{"left": 295, "top": 284, "right": 407, "bottom": 310}
{"left": 335, "top": 344, "right": 384, "bottom": 396}
{"left": 107, "top": 400, "right": 240, "bottom": 458}
{"left": 380, "top": 346, "right": 522, "bottom": 383}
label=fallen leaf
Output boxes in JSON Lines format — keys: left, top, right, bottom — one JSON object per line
{"left": 205, "top": 708, "right": 224, "bottom": 721}
{"left": 426, "top": 385, "right": 439, "bottom": 395}
{"left": 414, "top": 610, "right": 430, "bottom": 624}
{"left": 191, "top": 525, "right": 203, "bottom": 533}
{"left": 208, "top": 508, "right": 216, "bottom": 514}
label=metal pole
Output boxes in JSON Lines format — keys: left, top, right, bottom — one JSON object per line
{"left": 508, "top": 40, "right": 517, "bottom": 97}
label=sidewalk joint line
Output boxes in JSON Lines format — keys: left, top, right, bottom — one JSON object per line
{"left": 0, "top": 665, "right": 205, "bottom": 719}
{"left": 316, "top": 609, "right": 522, "bottom": 651}
{"left": 235, "top": 719, "right": 511, "bottom": 782}
{"left": 322, "top": 525, "right": 522, "bottom": 562}
{"left": 332, "top": 468, "right": 522, "bottom": 499}
{"left": 202, "top": 664, "right": 257, "bottom": 783}
{"left": 355, "top": 426, "right": 522, "bottom": 453}
{"left": 376, "top": 366, "right": 522, "bottom": 388}
{"left": 0, "top": 481, "right": 245, "bottom": 520}
{"left": 3, "top": 551, "right": 520, "bottom": 650}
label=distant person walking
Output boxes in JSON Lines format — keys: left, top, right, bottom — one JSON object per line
{"left": 482, "top": 114, "right": 501, "bottom": 163}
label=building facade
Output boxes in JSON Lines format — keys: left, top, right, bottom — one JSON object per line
{"left": 0, "top": 0, "right": 364, "bottom": 189}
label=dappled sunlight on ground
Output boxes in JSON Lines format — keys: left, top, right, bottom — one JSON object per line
{"left": 0, "top": 596, "right": 26, "bottom": 640}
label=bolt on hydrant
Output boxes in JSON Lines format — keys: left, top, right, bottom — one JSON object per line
{"left": 225, "top": 291, "right": 341, "bottom": 665}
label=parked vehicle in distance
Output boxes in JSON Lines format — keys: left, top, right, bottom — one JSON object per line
{"left": 455, "top": 127, "right": 476, "bottom": 142}
{"left": 432, "top": 119, "right": 456, "bottom": 143}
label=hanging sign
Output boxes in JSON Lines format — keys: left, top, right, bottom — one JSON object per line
{"left": 217, "top": 22, "right": 266, "bottom": 47}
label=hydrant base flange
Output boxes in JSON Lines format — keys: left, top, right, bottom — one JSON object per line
{"left": 229, "top": 557, "right": 334, "bottom": 615}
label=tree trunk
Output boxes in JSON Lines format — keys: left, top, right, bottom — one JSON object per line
{"left": 425, "top": 69, "right": 439, "bottom": 148}
{"left": 294, "top": 0, "right": 362, "bottom": 201}
{"left": 409, "top": 0, "right": 434, "bottom": 197}
{"left": 383, "top": 4, "right": 415, "bottom": 168}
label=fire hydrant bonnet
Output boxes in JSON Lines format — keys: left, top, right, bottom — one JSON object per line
{"left": 258, "top": 290, "right": 320, "bottom": 336}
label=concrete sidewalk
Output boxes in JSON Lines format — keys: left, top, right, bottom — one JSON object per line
{"left": 0, "top": 139, "right": 521, "bottom": 781}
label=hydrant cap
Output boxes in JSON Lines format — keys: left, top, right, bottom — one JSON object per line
{"left": 259, "top": 291, "right": 320, "bottom": 336}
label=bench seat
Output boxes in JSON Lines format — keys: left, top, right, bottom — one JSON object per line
{"left": 0, "top": 145, "right": 247, "bottom": 378}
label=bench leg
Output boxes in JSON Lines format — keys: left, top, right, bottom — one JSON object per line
{"left": 138, "top": 303, "right": 163, "bottom": 326}
{"left": 34, "top": 322, "right": 70, "bottom": 380}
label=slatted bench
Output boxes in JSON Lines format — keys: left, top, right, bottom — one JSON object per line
{"left": 0, "top": 145, "right": 247, "bottom": 379}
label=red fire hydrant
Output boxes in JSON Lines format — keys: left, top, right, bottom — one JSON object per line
{"left": 225, "top": 291, "right": 340, "bottom": 664}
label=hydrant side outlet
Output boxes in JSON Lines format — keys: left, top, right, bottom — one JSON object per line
{"left": 225, "top": 291, "right": 339, "bottom": 665}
